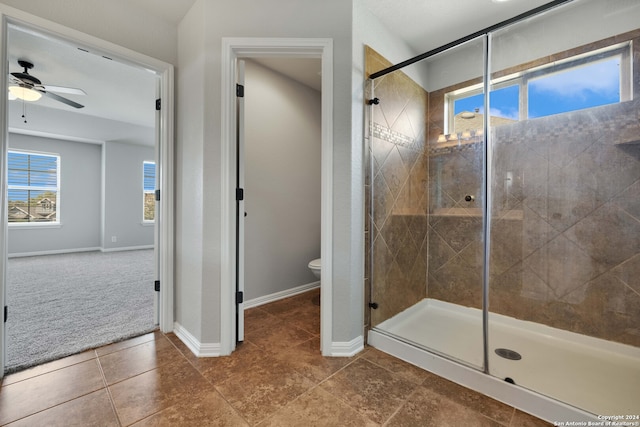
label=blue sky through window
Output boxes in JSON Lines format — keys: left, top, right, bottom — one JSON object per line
{"left": 453, "top": 56, "right": 620, "bottom": 122}
{"left": 8, "top": 152, "right": 58, "bottom": 202}
{"left": 454, "top": 85, "right": 519, "bottom": 120}
{"left": 143, "top": 161, "right": 156, "bottom": 192}
{"left": 528, "top": 57, "right": 620, "bottom": 118}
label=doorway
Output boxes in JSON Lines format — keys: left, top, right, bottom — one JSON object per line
{"left": 239, "top": 58, "right": 322, "bottom": 343}
{"left": 0, "top": 14, "right": 174, "bottom": 377}
{"left": 221, "top": 38, "right": 333, "bottom": 356}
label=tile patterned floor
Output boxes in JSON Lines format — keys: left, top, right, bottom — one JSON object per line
{"left": 0, "top": 289, "right": 550, "bottom": 426}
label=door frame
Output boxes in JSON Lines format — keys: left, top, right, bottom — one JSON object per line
{"left": 221, "top": 38, "right": 333, "bottom": 355}
{"left": 0, "top": 7, "right": 175, "bottom": 376}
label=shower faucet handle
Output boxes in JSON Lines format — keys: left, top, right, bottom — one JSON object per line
{"left": 465, "top": 195, "right": 475, "bottom": 202}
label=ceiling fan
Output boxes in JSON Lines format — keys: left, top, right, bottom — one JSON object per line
{"left": 8, "top": 60, "right": 85, "bottom": 109}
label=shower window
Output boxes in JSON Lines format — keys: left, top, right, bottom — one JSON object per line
{"left": 445, "top": 42, "right": 631, "bottom": 133}
{"left": 447, "top": 84, "right": 519, "bottom": 134}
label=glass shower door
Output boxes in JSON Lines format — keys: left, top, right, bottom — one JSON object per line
{"left": 488, "top": 0, "right": 640, "bottom": 415}
{"left": 367, "top": 36, "right": 488, "bottom": 370}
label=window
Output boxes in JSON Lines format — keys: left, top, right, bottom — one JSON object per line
{"left": 527, "top": 56, "right": 621, "bottom": 118}
{"left": 449, "top": 84, "right": 519, "bottom": 133}
{"left": 143, "top": 161, "right": 156, "bottom": 222}
{"left": 8, "top": 150, "right": 60, "bottom": 224}
{"left": 446, "top": 43, "right": 630, "bottom": 134}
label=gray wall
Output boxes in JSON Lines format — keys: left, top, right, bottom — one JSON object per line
{"left": 176, "top": 0, "right": 361, "bottom": 346}
{"left": 8, "top": 133, "right": 101, "bottom": 255}
{"left": 244, "top": 60, "right": 321, "bottom": 301}
{"left": 7, "top": 134, "right": 155, "bottom": 255}
{"left": 102, "top": 141, "right": 155, "bottom": 251}
{"left": 0, "top": 0, "right": 178, "bottom": 65}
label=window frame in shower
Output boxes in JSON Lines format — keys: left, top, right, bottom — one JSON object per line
{"left": 444, "top": 41, "right": 632, "bottom": 134}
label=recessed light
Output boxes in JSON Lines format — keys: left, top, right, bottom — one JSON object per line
{"left": 492, "top": 0, "right": 512, "bottom": 3}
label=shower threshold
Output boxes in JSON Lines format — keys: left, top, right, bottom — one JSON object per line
{"left": 369, "top": 299, "right": 640, "bottom": 421}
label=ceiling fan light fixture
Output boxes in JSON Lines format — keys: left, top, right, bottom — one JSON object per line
{"left": 8, "top": 85, "right": 42, "bottom": 101}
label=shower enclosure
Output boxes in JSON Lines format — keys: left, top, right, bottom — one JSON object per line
{"left": 366, "top": 0, "right": 640, "bottom": 420}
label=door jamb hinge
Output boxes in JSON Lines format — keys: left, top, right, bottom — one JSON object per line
{"left": 4, "top": 305, "right": 7, "bottom": 322}
{"left": 155, "top": 189, "right": 161, "bottom": 201}
{"left": 155, "top": 98, "right": 161, "bottom": 111}
{"left": 154, "top": 280, "right": 160, "bottom": 292}
{"left": 236, "top": 84, "right": 244, "bottom": 98}
{"left": 236, "top": 291, "right": 244, "bottom": 304}
{"left": 236, "top": 188, "right": 244, "bottom": 201}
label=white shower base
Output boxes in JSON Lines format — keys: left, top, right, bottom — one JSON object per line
{"left": 370, "top": 298, "right": 640, "bottom": 420}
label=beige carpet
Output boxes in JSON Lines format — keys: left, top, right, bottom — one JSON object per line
{"left": 5, "top": 249, "right": 156, "bottom": 373}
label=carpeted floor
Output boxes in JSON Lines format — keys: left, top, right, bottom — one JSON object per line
{"left": 5, "top": 250, "right": 156, "bottom": 373}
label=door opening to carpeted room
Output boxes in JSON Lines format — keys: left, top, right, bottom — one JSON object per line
{"left": 3, "top": 21, "right": 162, "bottom": 374}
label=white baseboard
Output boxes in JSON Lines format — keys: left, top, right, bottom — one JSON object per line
{"left": 328, "top": 335, "right": 365, "bottom": 357}
{"left": 173, "top": 322, "right": 221, "bottom": 357}
{"left": 243, "top": 281, "right": 320, "bottom": 309}
{"left": 101, "top": 245, "right": 154, "bottom": 253}
{"left": 8, "top": 246, "right": 102, "bottom": 258}
{"left": 8, "top": 245, "right": 154, "bottom": 258}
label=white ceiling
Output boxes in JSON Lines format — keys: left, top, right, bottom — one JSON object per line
{"left": 366, "top": 0, "right": 553, "bottom": 55}
{"left": 8, "top": 23, "right": 158, "bottom": 145}
{"left": 6, "top": 0, "right": 555, "bottom": 144}
{"left": 251, "top": 58, "right": 322, "bottom": 91}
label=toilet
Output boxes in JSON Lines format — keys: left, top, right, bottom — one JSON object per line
{"left": 308, "top": 258, "right": 321, "bottom": 279}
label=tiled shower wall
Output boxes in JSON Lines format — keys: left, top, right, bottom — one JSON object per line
{"left": 489, "top": 99, "right": 640, "bottom": 347}
{"left": 365, "top": 47, "right": 429, "bottom": 328}
{"left": 485, "top": 29, "right": 640, "bottom": 346}
{"left": 366, "top": 29, "right": 640, "bottom": 347}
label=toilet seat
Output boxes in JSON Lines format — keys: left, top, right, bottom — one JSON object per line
{"left": 308, "top": 258, "right": 321, "bottom": 269}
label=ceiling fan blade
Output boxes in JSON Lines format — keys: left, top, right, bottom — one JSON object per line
{"left": 39, "top": 90, "right": 84, "bottom": 109}
{"left": 42, "top": 85, "right": 86, "bottom": 96}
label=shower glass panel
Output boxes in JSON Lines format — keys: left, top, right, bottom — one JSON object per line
{"left": 367, "top": 36, "right": 487, "bottom": 370}
{"left": 488, "top": 0, "right": 640, "bottom": 415}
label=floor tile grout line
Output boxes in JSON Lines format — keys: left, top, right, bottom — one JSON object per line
{"left": 216, "top": 300, "right": 324, "bottom": 425}
{"left": 380, "top": 385, "right": 422, "bottom": 427}
{"left": 3, "top": 331, "right": 159, "bottom": 387}
{"left": 2, "top": 353, "right": 100, "bottom": 387}
{"left": 211, "top": 385, "right": 253, "bottom": 426}
{"left": 362, "top": 353, "right": 520, "bottom": 425}
{"left": 101, "top": 337, "right": 218, "bottom": 426}
{"left": 96, "top": 350, "right": 123, "bottom": 427}
{"left": 307, "top": 349, "right": 377, "bottom": 409}
{"left": 166, "top": 334, "right": 253, "bottom": 426}
{"left": 99, "top": 332, "right": 198, "bottom": 389}
{"left": 255, "top": 383, "right": 346, "bottom": 427}
{"left": 95, "top": 331, "right": 161, "bottom": 358}
{"left": 507, "top": 406, "right": 516, "bottom": 427}
{"left": 312, "top": 351, "right": 436, "bottom": 426}
{"left": 0, "top": 364, "right": 107, "bottom": 427}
